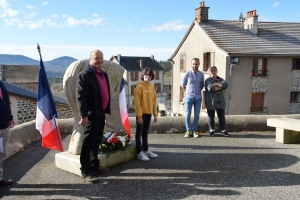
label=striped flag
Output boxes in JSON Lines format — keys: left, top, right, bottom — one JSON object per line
{"left": 119, "top": 78, "right": 131, "bottom": 138}
{"left": 35, "top": 50, "right": 64, "bottom": 152}
{"left": 118, "top": 55, "right": 131, "bottom": 138}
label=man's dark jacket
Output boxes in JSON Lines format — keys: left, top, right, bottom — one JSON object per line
{"left": 76, "top": 66, "right": 111, "bottom": 118}
{"left": 0, "top": 81, "right": 13, "bottom": 129}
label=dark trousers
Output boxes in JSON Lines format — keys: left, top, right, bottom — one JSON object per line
{"left": 80, "top": 116, "right": 105, "bottom": 176}
{"left": 135, "top": 114, "right": 152, "bottom": 154}
{"left": 207, "top": 109, "right": 226, "bottom": 131}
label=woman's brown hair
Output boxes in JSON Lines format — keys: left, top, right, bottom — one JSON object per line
{"left": 140, "top": 67, "right": 155, "bottom": 81}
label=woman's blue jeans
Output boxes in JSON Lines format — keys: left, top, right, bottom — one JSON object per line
{"left": 185, "top": 97, "right": 202, "bottom": 133}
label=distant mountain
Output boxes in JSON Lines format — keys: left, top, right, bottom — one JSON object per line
{"left": 0, "top": 54, "right": 78, "bottom": 77}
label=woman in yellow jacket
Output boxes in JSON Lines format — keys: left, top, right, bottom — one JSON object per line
{"left": 134, "top": 67, "right": 158, "bottom": 161}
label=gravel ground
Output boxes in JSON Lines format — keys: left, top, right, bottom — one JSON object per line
{"left": 1, "top": 131, "right": 300, "bottom": 200}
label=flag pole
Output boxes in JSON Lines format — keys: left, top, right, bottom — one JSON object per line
{"left": 37, "top": 43, "right": 41, "bottom": 58}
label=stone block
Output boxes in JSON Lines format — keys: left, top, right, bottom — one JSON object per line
{"left": 55, "top": 145, "right": 136, "bottom": 176}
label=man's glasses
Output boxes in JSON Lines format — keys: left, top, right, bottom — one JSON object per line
{"left": 144, "top": 73, "right": 151, "bottom": 76}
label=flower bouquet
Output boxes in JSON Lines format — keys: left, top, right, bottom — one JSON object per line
{"left": 100, "top": 130, "right": 132, "bottom": 157}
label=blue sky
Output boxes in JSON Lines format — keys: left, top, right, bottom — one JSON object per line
{"left": 0, "top": 0, "right": 299, "bottom": 61}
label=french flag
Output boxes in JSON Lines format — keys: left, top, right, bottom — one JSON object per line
{"left": 35, "top": 46, "right": 64, "bottom": 152}
{"left": 118, "top": 56, "right": 131, "bottom": 138}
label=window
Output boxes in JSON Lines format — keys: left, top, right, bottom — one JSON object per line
{"left": 203, "top": 52, "right": 215, "bottom": 72}
{"left": 290, "top": 92, "right": 300, "bottom": 103}
{"left": 253, "top": 58, "right": 268, "bottom": 76}
{"left": 251, "top": 92, "right": 267, "bottom": 112}
{"left": 168, "top": 85, "right": 172, "bottom": 90}
{"left": 179, "top": 86, "right": 184, "bottom": 102}
{"left": 292, "top": 58, "right": 300, "bottom": 70}
{"left": 131, "top": 72, "right": 138, "bottom": 81}
{"left": 131, "top": 85, "right": 136, "bottom": 95}
{"left": 155, "top": 71, "right": 159, "bottom": 80}
{"left": 154, "top": 83, "right": 161, "bottom": 93}
{"left": 180, "top": 54, "right": 186, "bottom": 72}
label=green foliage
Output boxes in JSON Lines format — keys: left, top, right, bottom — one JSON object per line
{"left": 158, "top": 60, "right": 172, "bottom": 73}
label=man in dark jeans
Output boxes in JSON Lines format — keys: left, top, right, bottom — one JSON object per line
{"left": 0, "top": 80, "right": 15, "bottom": 187}
{"left": 76, "top": 50, "right": 110, "bottom": 183}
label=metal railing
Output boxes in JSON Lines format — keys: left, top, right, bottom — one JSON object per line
{"left": 252, "top": 70, "right": 269, "bottom": 77}
{"left": 250, "top": 107, "right": 268, "bottom": 113}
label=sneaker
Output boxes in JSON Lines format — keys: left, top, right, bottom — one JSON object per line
{"left": 209, "top": 132, "right": 215, "bottom": 137}
{"left": 221, "top": 131, "right": 230, "bottom": 137}
{"left": 193, "top": 132, "right": 200, "bottom": 138}
{"left": 0, "top": 179, "right": 13, "bottom": 187}
{"left": 184, "top": 132, "right": 192, "bottom": 138}
{"left": 137, "top": 151, "right": 149, "bottom": 161}
{"left": 81, "top": 175, "right": 100, "bottom": 183}
{"left": 145, "top": 150, "right": 158, "bottom": 158}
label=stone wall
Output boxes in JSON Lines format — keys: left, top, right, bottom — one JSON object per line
{"left": 15, "top": 96, "right": 73, "bottom": 125}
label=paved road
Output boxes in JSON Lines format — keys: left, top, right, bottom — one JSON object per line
{"left": 1, "top": 132, "right": 300, "bottom": 199}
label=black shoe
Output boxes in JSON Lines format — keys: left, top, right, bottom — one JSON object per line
{"left": 221, "top": 131, "right": 230, "bottom": 137}
{"left": 0, "top": 179, "right": 13, "bottom": 187}
{"left": 209, "top": 132, "right": 215, "bottom": 137}
{"left": 91, "top": 166, "right": 109, "bottom": 175}
{"left": 81, "top": 175, "right": 100, "bottom": 183}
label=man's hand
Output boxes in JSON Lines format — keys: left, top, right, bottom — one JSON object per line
{"left": 9, "top": 120, "right": 15, "bottom": 128}
{"left": 137, "top": 117, "right": 143, "bottom": 124}
{"left": 154, "top": 117, "right": 157, "bottom": 123}
{"left": 105, "top": 114, "right": 109, "bottom": 123}
{"left": 79, "top": 117, "right": 88, "bottom": 126}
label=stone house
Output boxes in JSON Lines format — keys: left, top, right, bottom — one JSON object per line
{"left": 2, "top": 81, "right": 72, "bottom": 125}
{"left": 110, "top": 55, "right": 165, "bottom": 107}
{"left": 169, "top": 1, "right": 300, "bottom": 116}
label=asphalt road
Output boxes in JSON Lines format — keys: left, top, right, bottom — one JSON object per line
{"left": 1, "top": 131, "right": 300, "bottom": 200}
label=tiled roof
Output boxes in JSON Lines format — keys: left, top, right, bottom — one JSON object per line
{"left": 200, "top": 20, "right": 300, "bottom": 56}
{"left": 2, "top": 81, "right": 68, "bottom": 105}
{"left": 112, "top": 56, "right": 165, "bottom": 71}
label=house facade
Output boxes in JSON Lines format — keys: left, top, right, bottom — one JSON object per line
{"left": 110, "top": 55, "right": 165, "bottom": 106}
{"left": 170, "top": 1, "right": 300, "bottom": 116}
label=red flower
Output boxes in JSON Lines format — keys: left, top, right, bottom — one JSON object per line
{"left": 112, "top": 137, "right": 119, "bottom": 144}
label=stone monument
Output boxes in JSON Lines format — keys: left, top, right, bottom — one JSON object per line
{"left": 63, "top": 59, "right": 125, "bottom": 155}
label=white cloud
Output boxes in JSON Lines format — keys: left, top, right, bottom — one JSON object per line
{"left": 92, "top": 13, "right": 98, "bottom": 17}
{"left": 4, "top": 18, "right": 44, "bottom": 29}
{"left": 65, "top": 16, "right": 103, "bottom": 27}
{"left": 272, "top": 1, "right": 280, "bottom": 8}
{"left": 0, "top": 0, "right": 18, "bottom": 18}
{"left": 52, "top": 14, "right": 58, "bottom": 19}
{"left": 42, "top": 2, "right": 48, "bottom": 5}
{"left": 141, "top": 20, "right": 189, "bottom": 32}
{"left": 0, "top": 45, "right": 174, "bottom": 61}
{"left": 46, "top": 19, "right": 56, "bottom": 27}
{"left": 27, "top": 5, "right": 36, "bottom": 9}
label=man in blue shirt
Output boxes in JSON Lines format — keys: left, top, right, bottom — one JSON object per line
{"left": 181, "top": 58, "right": 204, "bottom": 138}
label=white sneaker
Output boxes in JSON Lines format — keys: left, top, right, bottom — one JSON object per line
{"left": 137, "top": 151, "right": 149, "bottom": 161}
{"left": 145, "top": 150, "right": 158, "bottom": 158}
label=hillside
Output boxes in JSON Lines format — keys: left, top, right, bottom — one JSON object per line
{"left": 0, "top": 54, "right": 77, "bottom": 77}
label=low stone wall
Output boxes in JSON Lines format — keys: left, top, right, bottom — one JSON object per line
{"left": 7, "top": 114, "right": 300, "bottom": 158}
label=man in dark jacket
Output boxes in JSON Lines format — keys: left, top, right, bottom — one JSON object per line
{"left": 0, "top": 80, "right": 15, "bottom": 187}
{"left": 76, "top": 50, "right": 110, "bottom": 183}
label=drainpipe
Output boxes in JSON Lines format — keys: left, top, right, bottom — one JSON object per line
{"left": 227, "top": 63, "right": 238, "bottom": 115}
{"left": 168, "top": 59, "right": 174, "bottom": 115}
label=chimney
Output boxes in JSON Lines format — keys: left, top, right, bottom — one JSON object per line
{"left": 117, "top": 54, "right": 122, "bottom": 65}
{"left": 243, "top": 10, "right": 258, "bottom": 34}
{"left": 140, "top": 59, "right": 143, "bottom": 69}
{"left": 150, "top": 55, "right": 154, "bottom": 60}
{"left": 195, "top": 1, "right": 210, "bottom": 24}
